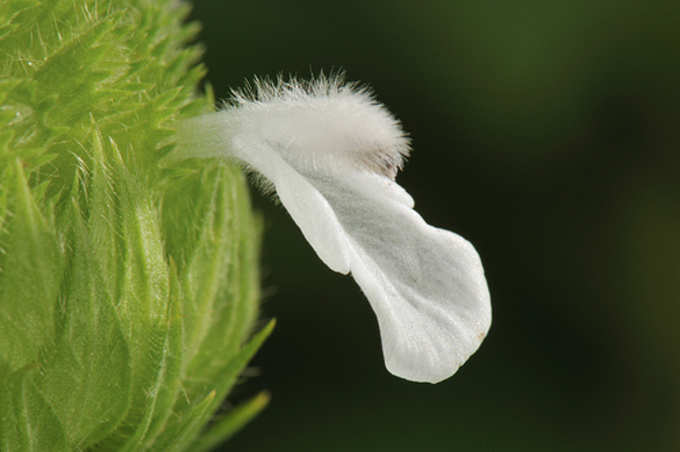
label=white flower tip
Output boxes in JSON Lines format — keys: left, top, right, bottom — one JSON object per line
{"left": 177, "top": 73, "right": 491, "bottom": 385}
{"left": 381, "top": 236, "right": 492, "bottom": 384}
{"left": 337, "top": 189, "right": 492, "bottom": 384}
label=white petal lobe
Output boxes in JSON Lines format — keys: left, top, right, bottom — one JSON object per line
{"left": 311, "top": 173, "right": 491, "bottom": 383}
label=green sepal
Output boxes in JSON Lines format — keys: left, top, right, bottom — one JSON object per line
{"left": 192, "top": 391, "right": 271, "bottom": 452}
{"left": 0, "top": 367, "right": 70, "bottom": 452}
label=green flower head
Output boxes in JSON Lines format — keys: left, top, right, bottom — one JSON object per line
{"left": 0, "top": 1, "right": 269, "bottom": 450}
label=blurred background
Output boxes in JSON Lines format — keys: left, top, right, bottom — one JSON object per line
{"left": 187, "top": 1, "right": 680, "bottom": 450}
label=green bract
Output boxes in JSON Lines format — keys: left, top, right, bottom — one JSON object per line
{"left": 0, "top": 1, "right": 268, "bottom": 450}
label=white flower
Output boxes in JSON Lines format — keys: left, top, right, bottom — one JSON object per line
{"left": 176, "top": 75, "right": 491, "bottom": 383}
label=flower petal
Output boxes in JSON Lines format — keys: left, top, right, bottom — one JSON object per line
{"left": 309, "top": 172, "right": 491, "bottom": 383}
{"left": 230, "top": 138, "right": 491, "bottom": 382}
{"left": 235, "top": 138, "right": 352, "bottom": 275}
{"left": 176, "top": 75, "right": 491, "bottom": 383}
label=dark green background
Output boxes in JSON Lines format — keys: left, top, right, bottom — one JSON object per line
{"left": 187, "top": 1, "right": 680, "bottom": 451}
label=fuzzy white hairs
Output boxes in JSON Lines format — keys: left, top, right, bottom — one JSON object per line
{"left": 176, "top": 74, "right": 491, "bottom": 383}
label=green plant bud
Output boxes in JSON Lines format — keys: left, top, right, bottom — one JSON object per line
{"left": 0, "top": 1, "right": 269, "bottom": 450}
